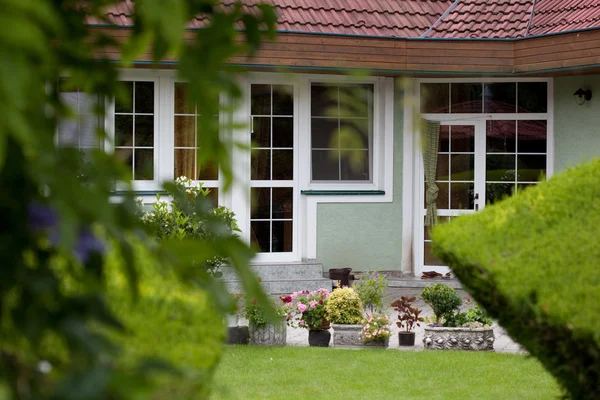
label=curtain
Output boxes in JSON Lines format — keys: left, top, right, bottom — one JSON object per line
{"left": 422, "top": 119, "right": 440, "bottom": 227}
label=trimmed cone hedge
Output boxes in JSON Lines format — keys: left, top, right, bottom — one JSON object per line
{"left": 432, "top": 159, "right": 600, "bottom": 400}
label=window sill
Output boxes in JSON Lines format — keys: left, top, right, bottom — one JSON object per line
{"left": 300, "top": 190, "right": 385, "bottom": 196}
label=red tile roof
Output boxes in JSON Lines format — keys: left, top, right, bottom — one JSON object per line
{"left": 96, "top": 0, "right": 600, "bottom": 39}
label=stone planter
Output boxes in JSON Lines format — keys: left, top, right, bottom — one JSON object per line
{"left": 226, "top": 326, "right": 249, "bottom": 345}
{"left": 398, "top": 332, "right": 416, "bottom": 346}
{"left": 423, "top": 327, "right": 495, "bottom": 351}
{"left": 308, "top": 330, "right": 331, "bottom": 347}
{"left": 249, "top": 318, "right": 287, "bottom": 346}
{"left": 332, "top": 324, "right": 362, "bottom": 347}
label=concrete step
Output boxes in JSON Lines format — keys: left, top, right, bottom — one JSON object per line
{"left": 225, "top": 278, "right": 332, "bottom": 295}
{"left": 220, "top": 261, "right": 325, "bottom": 281}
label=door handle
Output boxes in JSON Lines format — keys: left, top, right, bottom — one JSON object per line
{"left": 474, "top": 193, "right": 479, "bottom": 211}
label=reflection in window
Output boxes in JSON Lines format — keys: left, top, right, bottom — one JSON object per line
{"left": 311, "top": 83, "right": 373, "bottom": 181}
{"left": 114, "top": 81, "right": 155, "bottom": 180}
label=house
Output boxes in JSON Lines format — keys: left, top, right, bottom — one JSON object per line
{"left": 64, "top": 0, "right": 600, "bottom": 288}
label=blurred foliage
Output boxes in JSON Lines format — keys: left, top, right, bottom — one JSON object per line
{"left": 0, "top": 1, "right": 277, "bottom": 399}
{"left": 432, "top": 158, "right": 600, "bottom": 399}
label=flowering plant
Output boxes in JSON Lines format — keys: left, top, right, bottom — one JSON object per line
{"left": 354, "top": 270, "right": 388, "bottom": 312}
{"left": 391, "top": 296, "right": 424, "bottom": 332}
{"left": 359, "top": 313, "right": 392, "bottom": 343}
{"left": 244, "top": 296, "right": 291, "bottom": 328}
{"left": 284, "top": 289, "right": 330, "bottom": 330}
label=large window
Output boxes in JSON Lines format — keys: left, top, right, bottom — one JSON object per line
{"left": 310, "top": 83, "right": 373, "bottom": 182}
{"left": 114, "top": 81, "right": 155, "bottom": 181}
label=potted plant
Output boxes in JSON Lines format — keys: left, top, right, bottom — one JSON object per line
{"left": 283, "top": 289, "right": 331, "bottom": 347}
{"left": 324, "top": 287, "right": 363, "bottom": 347}
{"left": 421, "top": 284, "right": 495, "bottom": 351}
{"left": 226, "top": 293, "right": 243, "bottom": 327}
{"left": 244, "top": 296, "right": 289, "bottom": 346}
{"left": 359, "top": 313, "right": 392, "bottom": 348}
{"left": 391, "top": 296, "right": 424, "bottom": 346}
{"left": 354, "top": 271, "right": 388, "bottom": 313}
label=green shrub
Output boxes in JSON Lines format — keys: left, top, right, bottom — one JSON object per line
{"left": 432, "top": 158, "right": 600, "bottom": 400}
{"left": 324, "top": 287, "right": 363, "bottom": 324}
{"left": 353, "top": 271, "right": 388, "bottom": 312}
{"left": 105, "top": 240, "right": 225, "bottom": 398}
{"left": 421, "top": 283, "right": 462, "bottom": 324}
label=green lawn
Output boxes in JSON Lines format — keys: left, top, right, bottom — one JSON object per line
{"left": 211, "top": 346, "right": 560, "bottom": 400}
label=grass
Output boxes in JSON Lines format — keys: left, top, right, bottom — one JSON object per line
{"left": 211, "top": 346, "right": 560, "bottom": 400}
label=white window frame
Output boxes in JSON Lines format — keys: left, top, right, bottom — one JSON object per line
{"left": 403, "top": 77, "right": 554, "bottom": 276}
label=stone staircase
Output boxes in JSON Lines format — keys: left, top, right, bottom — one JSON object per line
{"left": 221, "top": 261, "right": 332, "bottom": 295}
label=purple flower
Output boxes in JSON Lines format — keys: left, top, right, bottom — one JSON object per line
{"left": 74, "top": 228, "right": 106, "bottom": 264}
{"left": 28, "top": 204, "right": 57, "bottom": 232}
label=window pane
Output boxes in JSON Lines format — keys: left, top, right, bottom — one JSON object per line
{"left": 486, "top": 183, "right": 515, "bottom": 205}
{"left": 436, "top": 154, "right": 449, "bottom": 180}
{"left": 484, "top": 83, "right": 516, "bottom": 113}
{"left": 435, "top": 182, "right": 450, "bottom": 209}
{"left": 518, "top": 120, "right": 547, "bottom": 153}
{"left": 424, "top": 242, "right": 445, "bottom": 265}
{"left": 174, "top": 149, "right": 195, "bottom": 179}
{"left": 339, "top": 85, "right": 371, "bottom": 118}
{"left": 272, "top": 221, "right": 293, "bottom": 252}
{"left": 518, "top": 82, "right": 547, "bottom": 113}
{"left": 312, "top": 150, "right": 339, "bottom": 180}
{"left": 439, "top": 125, "right": 450, "bottom": 152}
{"left": 115, "top": 115, "right": 133, "bottom": 146}
{"left": 311, "top": 84, "right": 338, "bottom": 117}
{"left": 174, "top": 82, "right": 194, "bottom": 114}
{"left": 251, "top": 221, "right": 270, "bottom": 252}
{"left": 340, "top": 150, "right": 369, "bottom": 180}
{"left": 487, "top": 120, "right": 516, "bottom": 153}
{"left": 340, "top": 119, "right": 369, "bottom": 149}
{"left": 450, "top": 154, "right": 474, "bottom": 181}
{"left": 251, "top": 149, "right": 271, "bottom": 180}
{"left": 135, "top": 82, "right": 154, "bottom": 113}
{"left": 272, "top": 188, "right": 293, "bottom": 219}
{"left": 272, "top": 117, "right": 293, "bottom": 148}
{"left": 311, "top": 118, "right": 338, "bottom": 149}
{"left": 116, "top": 148, "right": 133, "bottom": 179}
{"left": 450, "top": 182, "right": 474, "bottom": 209}
{"left": 197, "top": 160, "right": 218, "bottom": 181}
{"left": 135, "top": 115, "right": 154, "bottom": 146}
{"left": 486, "top": 155, "right": 516, "bottom": 181}
{"left": 251, "top": 84, "right": 271, "bottom": 115}
{"left": 174, "top": 116, "right": 195, "bottom": 147}
{"left": 252, "top": 117, "right": 271, "bottom": 148}
{"left": 421, "top": 83, "right": 449, "bottom": 113}
{"left": 272, "top": 150, "right": 293, "bottom": 180}
{"left": 517, "top": 155, "right": 546, "bottom": 181}
{"left": 450, "top": 83, "right": 482, "bottom": 113}
{"left": 134, "top": 149, "right": 154, "bottom": 180}
{"left": 251, "top": 187, "right": 270, "bottom": 219}
{"left": 272, "top": 85, "right": 293, "bottom": 116}
{"left": 450, "top": 125, "right": 475, "bottom": 152}
{"left": 116, "top": 81, "right": 133, "bottom": 113}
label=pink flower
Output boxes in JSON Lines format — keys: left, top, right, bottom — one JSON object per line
{"left": 299, "top": 320, "right": 306, "bottom": 327}
{"left": 309, "top": 300, "right": 317, "bottom": 309}
{"left": 297, "top": 303, "right": 307, "bottom": 312}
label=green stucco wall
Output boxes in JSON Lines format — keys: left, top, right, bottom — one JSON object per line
{"left": 555, "top": 75, "right": 600, "bottom": 172}
{"left": 315, "top": 82, "right": 404, "bottom": 272}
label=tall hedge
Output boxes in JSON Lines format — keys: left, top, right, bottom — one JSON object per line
{"left": 432, "top": 159, "right": 600, "bottom": 400}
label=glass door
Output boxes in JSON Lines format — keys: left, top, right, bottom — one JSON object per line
{"left": 422, "top": 121, "right": 484, "bottom": 270}
{"left": 249, "top": 83, "right": 296, "bottom": 260}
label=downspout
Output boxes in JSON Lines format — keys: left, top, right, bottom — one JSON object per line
{"left": 525, "top": 0, "right": 537, "bottom": 37}
{"left": 420, "top": 0, "right": 462, "bottom": 38}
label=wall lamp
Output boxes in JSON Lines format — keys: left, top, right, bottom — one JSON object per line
{"left": 573, "top": 88, "right": 592, "bottom": 105}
